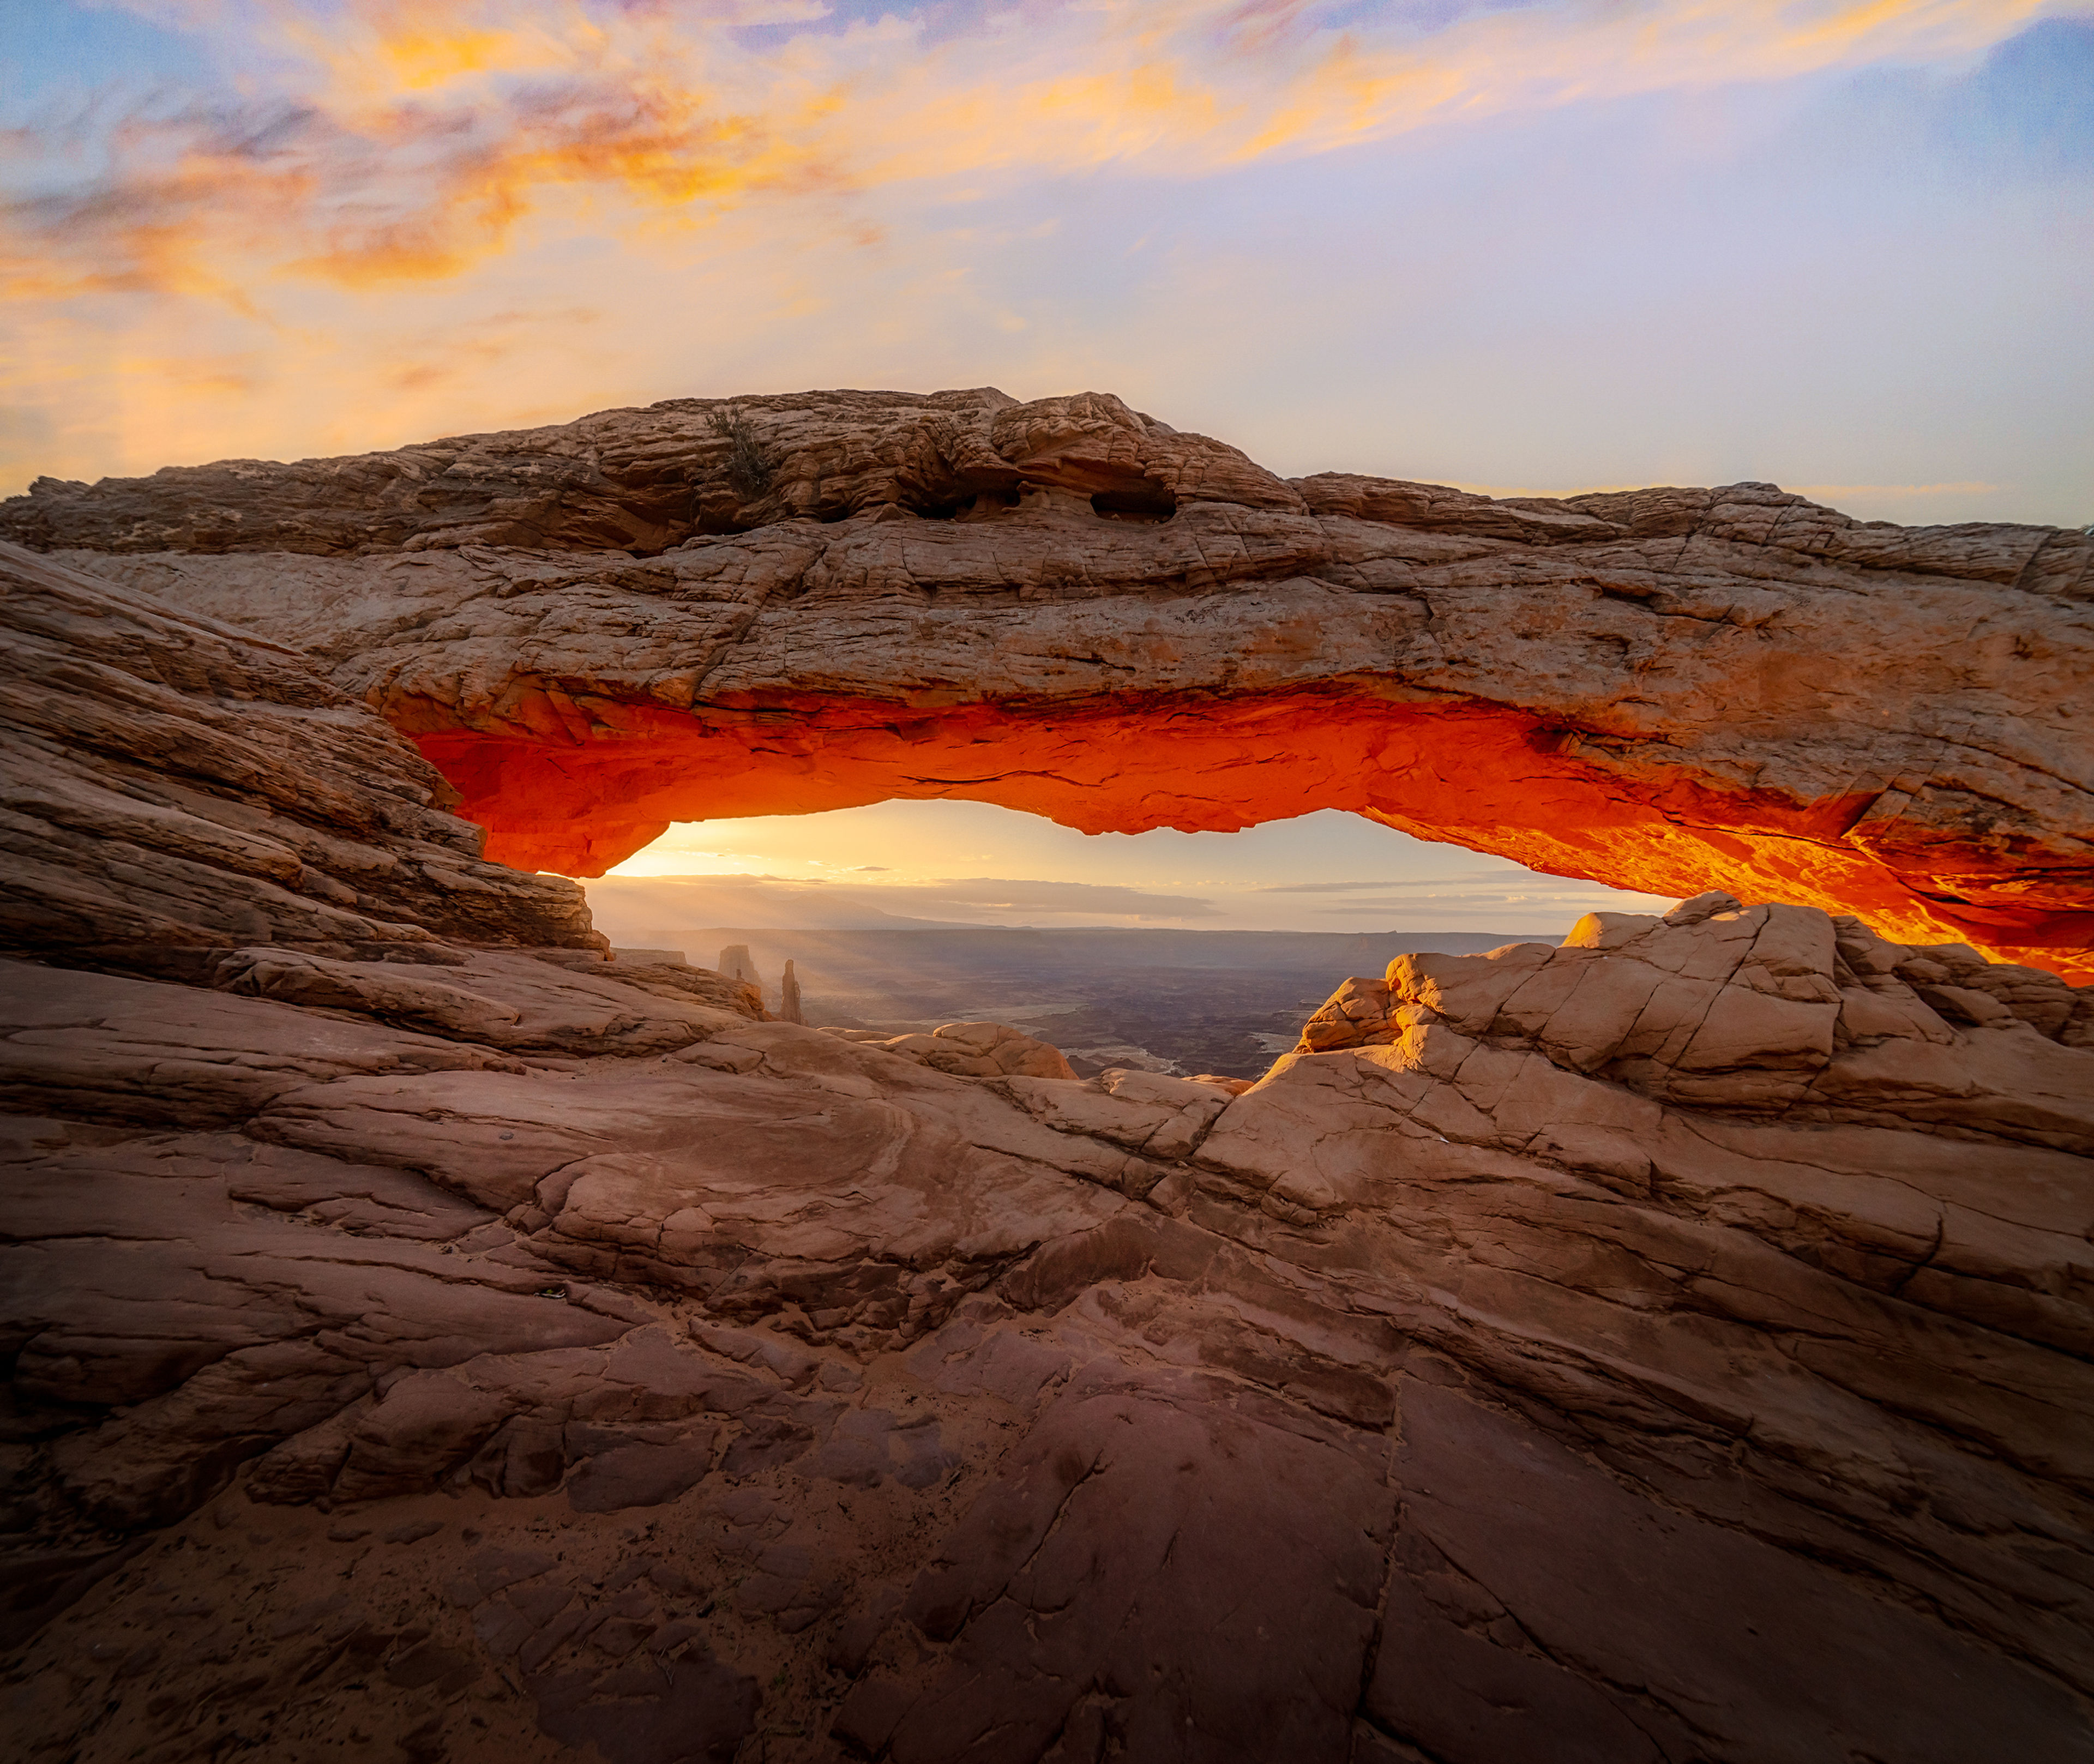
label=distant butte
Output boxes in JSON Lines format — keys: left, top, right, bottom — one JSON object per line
{"left": 9, "top": 386, "right": 2090, "bottom": 979}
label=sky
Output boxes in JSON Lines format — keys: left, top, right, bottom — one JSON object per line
{"left": 7, "top": 0, "right": 2090, "bottom": 932}
{"left": 587, "top": 802, "right": 1679, "bottom": 932}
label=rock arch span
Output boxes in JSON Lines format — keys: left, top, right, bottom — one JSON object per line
{"left": 12, "top": 387, "right": 2091, "bottom": 979}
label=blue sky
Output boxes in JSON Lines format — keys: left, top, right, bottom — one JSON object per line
{"left": 7, "top": 2, "right": 2089, "bottom": 525}
{"left": 5, "top": 1, "right": 2088, "bottom": 929}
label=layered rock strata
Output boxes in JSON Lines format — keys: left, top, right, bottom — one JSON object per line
{"left": 0, "top": 542, "right": 599, "bottom": 968}
{"left": 823, "top": 1020, "right": 1081, "bottom": 1081}
{"left": 2, "top": 548, "right": 2091, "bottom": 1762}
{"left": 9, "top": 390, "right": 2090, "bottom": 978}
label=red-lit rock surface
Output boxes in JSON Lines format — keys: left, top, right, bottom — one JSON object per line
{"left": 14, "top": 388, "right": 2091, "bottom": 979}
{"left": 3, "top": 546, "right": 2092, "bottom": 1761}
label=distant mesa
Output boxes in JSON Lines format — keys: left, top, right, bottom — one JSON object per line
{"left": 716, "top": 942, "right": 762, "bottom": 987}
{"left": 8, "top": 385, "right": 2090, "bottom": 979}
{"left": 710, "top": 940, "right": 800, "bottom": 1020}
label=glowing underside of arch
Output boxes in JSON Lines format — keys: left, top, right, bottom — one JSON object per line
{"left": 408, "top": 683, "right": 2093, "bottom": 983}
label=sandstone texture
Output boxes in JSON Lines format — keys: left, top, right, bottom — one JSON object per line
{"left": 7, "top": 389, "right": 2089, "bottom": 980}
{"left": 2, "top": 544, "right": 2092, "bottom": 1762}
{"left": 0, "top": 542, "right": 600, "bottom": 968}
{"left": 821, "top": 1020, "right": 1080, "bottom": 1081}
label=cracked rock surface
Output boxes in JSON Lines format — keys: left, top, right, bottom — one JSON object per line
{"left": 2, "top": 493, "right": 2092, "bottom": 1763}
{"left": 8, "top": 388, "right": 2091, "bottom": 977}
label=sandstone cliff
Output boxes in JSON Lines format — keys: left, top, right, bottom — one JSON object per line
{"left": 0, "top": 542, "right": 599, "bottom": 965}
{"left": 2, "top": 537, "right": 2091, "bottom": 1762}
{"left": 10, "top": 389, "right": 2090, "bottom": 979}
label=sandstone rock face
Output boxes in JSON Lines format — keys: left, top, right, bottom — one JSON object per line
{"left": 6, "top": 918, "right": 2092, "bottom": 1760}
{"left": 0, "top": 541, "right": 599, "bottom": 965}
{"left": 4, "top": 556, "right": 2092, "bottom": 1761}
{"left": 1295, "top": 889, "right": 2094, "bottom": 1150}
{"left": 10, "top": 390, "right": 2089, "bottom": 978}
{"left": 823, "top": 1019, "right": 1080, "bottom": 1081}
{"left": 0, "top": 389, "right": 1278, "bottom": 556}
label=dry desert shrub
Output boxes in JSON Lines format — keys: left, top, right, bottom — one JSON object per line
{"left": 707, "top": 404, "right": 774, "bottom": 498}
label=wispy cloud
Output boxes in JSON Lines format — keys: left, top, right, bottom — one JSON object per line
{"left": 1256, "top": 871, "right": 1528, "bottom": 893}
{"left": 4, "top": 0, "right": 2068, "bottom": 303}
{"left": 1258, "top": 871, "right": 1674, "bottom": 908}
{"left": 914, "top": 877, "right": 1224, "bottom": 918}
{"left": 583, "top": 871, "right": 1226, "bottom": 930}
{"left": 7, "top": 2, "right": 2085, "bottom": 524}
{"left": 1311, "top": 896, "right": 1667, "bottom": 914}
{"left": 581, "top": 863, "right": 1674, "bottom": 932}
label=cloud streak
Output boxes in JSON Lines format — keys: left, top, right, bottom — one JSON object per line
{"left": 5, "top": 0, "right": 2070, "bottom": 302}
{"left": 582, "top": 871, "right": 1228, "bottom": 930}
{"left": 1254, "top": 870, "right": 1542, "bottom": 893}
{"left": 579, "top": 865, "right": 1674, "bottom": 932}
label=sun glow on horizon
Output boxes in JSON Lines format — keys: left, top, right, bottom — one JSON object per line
{"left": 581, "top": 801, "right": 1679, "bottom": 933}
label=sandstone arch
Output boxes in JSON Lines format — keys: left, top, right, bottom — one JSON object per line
{"left": 13, "top": 387, "right": 2091, "bottom": 978}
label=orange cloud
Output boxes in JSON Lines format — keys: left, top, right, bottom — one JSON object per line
{"left": 4, "top": 0, "right": 2069, "bottom": 307}
{"left": 5, "top": 0, "right": 865, "bottom": 302}
{"left": 2, "top": 0, "right": 2079, "bottom": 503}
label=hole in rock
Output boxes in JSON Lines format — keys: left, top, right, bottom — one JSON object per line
{"left": 931, "top": 490, "right": 1024, "bottom": 521}
{"left": 573, "top": 801, "right": 1678, "bottom": 1080}
{"left": 1090, "top": 485, "right": 1177, "bottom": 521}
{"left": 968, "top": 489, "right": 1025, "bottom": 519}
{"left": 412, "top": 676, "right": 2091, "bottom": 978}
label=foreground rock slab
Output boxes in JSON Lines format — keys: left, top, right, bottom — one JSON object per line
{"left": 9, "top": 388, "right": 2091, "bottom": 977}
{"left": 7, "top": 895, "right": 2092, "bottom": 1762}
